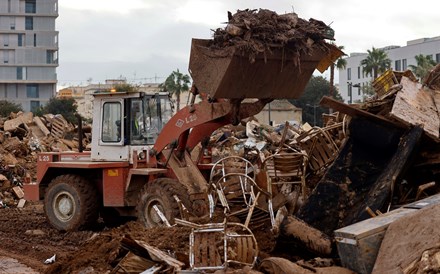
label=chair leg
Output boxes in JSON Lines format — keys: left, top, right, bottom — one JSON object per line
{"left": 244, "top": 192, "right": 260, "bottom": 228}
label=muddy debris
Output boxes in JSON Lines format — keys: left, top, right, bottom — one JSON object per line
{"left": 210, "top": 9, "right": 334, "bottom": 63}
{"left": 0, "top": 111, "right": 91, "bottom": 209}
{"left": 4, "top": 9, "right": 440, "bottom": 274}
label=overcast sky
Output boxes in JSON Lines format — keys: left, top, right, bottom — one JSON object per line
{"left": 57, "top": 0, "right": 440, "bottom": 89}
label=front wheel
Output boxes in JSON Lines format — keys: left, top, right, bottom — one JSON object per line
{"left": 44, "top": 174, "right": 99, "bottom": 231}
{"left": 137, "top": 178, "right": 191, "bottom": 228}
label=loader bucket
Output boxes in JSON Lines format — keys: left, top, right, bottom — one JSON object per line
{"left": 189, "top": 39, "right": 342, "bottom": 99}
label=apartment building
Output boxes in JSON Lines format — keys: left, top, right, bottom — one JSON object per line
{"left": 0, "top": 0, "right": 58, "bottom": 112}
{"left": 339, "top": 36, "right": 440, "bottom": 103}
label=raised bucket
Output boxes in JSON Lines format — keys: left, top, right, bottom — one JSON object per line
{"left": 188, "top": 38, "right": 342, "bottom": 99}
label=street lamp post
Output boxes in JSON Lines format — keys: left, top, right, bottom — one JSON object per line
{"left": 306, "top": 104, "right": 318, "bottom": 126}
{"left": 347, "top": 82, "right": 361, "bottom": 104}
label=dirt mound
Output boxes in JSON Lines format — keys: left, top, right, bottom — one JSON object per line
{"left": 45, "top": 222, "right": 192, "bottom": 273}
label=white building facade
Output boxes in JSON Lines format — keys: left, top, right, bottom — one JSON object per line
{"left": 0, "top": 0, "right": 58, "bottom": 112}
{"left": 339, "top": 36, "right": 440, "bottom": 103}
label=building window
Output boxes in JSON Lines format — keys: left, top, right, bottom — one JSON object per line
{"left": 17, "top": 67, "right": 22, "bottom": 80}
{"left": 10, "top": 17, "right": 15, "bottom": 30}
{"left": 27, "top": 84, "right": 39, "bottom": 98}
{"left": 3, "top": 52, "right": 8, "bottom": 63}
{"left": 33, "top": 33, "right": 36, "bottom": 47}
{"left": 25, "top": 17, "right": 33, "bottom": 30}
{"left": 25, "top": 0, "right": 36, "bottom": 13}
{"left": 3, "top": 35, "right": 9, "bottom": 47}
{"left": 8, "top": 0, "right": 11, "bottom": 13}
{"left": 402, "top": 59, "right": 407, "bottom": 70}
{"left": 436, "top": 54, "right": 440, "bottom": 64}
{"left": 46, "top": 50, "right": 58, "bottom": 64}
{"left": 347, "top": 68, "right": 351, "bottom": 81}
{"left": 18, "top": 34, "right": 24, "bottom": 47}
{"left": 46, "top": 51, "right": 53, "bottom": 64}
{"left": 17, "top": 67, "right": 26, "bottom": 80}
{"left": 395, "top": 60, "right": 402, "bottom": 71}
{"left": 357, "top": 67, "right": 360, "bottom": 79}
{"left": 30, "top": 101, "right": 40, "bottom": 112}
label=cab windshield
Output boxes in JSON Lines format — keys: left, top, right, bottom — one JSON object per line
{"left": 130, "top": 94, "right": 173, "bottom": 145}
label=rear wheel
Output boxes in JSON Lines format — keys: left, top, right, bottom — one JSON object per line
{"left": 137, "top": 178, "right": 191, "bottom": 228}
{"left": 44, "top": 174, "right": 99, "bottom": 231}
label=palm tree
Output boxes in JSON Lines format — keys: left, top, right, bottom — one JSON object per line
{"left": 360, "top": 47, "right": 391, "bottom": 79}
{"left": 408, "top": 54, "right": 436, "bottom": 80}
{"left": 161, "top": 69, "right": 191, "bottom": 110}
{"left": 329, "top": 45, "right": 346, "bottom": 98}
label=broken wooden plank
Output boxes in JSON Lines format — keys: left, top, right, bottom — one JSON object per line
{"left": 12, "top": 186, "right": 24, "bottom": 199}
{"left": 319, "top": 96, "right": 404, "bottom": 129}
{"left": 4, "top": 116, "right": 23, "bottom": 132}
{"left": 20, "top": 112, "right": 33, "bottom": 124}
{"left": 390, "top": 76, "right": 439, "bottom": 140}
{"left": 3, "top": 112, "right": 34, "bottom": 132}
{"left": 61, "top": 139, "right": 77, "bottom": 149}
{"left": 17, "top": 199, "right": 26, "bottom": 208}
{"left": 111, "top": 252, "right": 157, "bottom": 274}
{"left": 120, "top": 236, "right": 185, "bottom": 271}
{"left": 33, "top": 117, "right": 50, "bottom": 136}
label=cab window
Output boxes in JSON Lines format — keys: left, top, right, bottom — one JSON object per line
{"left": 101, "top": 102, "right": 121, "bottom": 142}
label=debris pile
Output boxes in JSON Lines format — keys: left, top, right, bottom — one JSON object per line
{"left": 0, "top": 111, "right": 90, "bottom": 208}
{"left": 211, "top": 9, "right": 334, "bottom": 62}
{"left": 7, "top": 8, "right": 440, "bottom": 274}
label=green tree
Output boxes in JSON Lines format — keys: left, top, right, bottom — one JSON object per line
{"left": 113, "top": 83, "right": 138, "bottom": 92}
{"left": 329, "top": 45, "right": 347, "bottom": 98}
{"left": 0, "top": 100, "right": 23, "bottom": 117}
{"left": 361, "top": 47, "right": 391, "bottom": 79}
{"left": 361, "top": 82, "right": 375, "bottom": 101}
{"left": 408, "top": 54, "right": 436, "bottom": 80}
{"left": 160, "top": 69, "right": 191, "bottom": 110}
{"left": 289, "top": 76, "right": 342, "bottom": 126}
{"left": 39, "top": 97, "right": 79, "bottom": 124}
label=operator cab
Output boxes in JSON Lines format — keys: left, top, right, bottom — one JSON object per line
{"left": 127, "top": 93, "right": 173, "bottom": 145}
{"left": 91, "top": 91, "right": 173, "bottom": 162}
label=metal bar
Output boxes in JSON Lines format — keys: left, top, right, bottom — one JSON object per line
{"left": 152, "top": 205, "right": 171, "bottom": 227}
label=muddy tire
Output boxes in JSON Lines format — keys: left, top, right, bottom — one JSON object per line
{"left": 44, "top": 174, "right": 99, "bottom": 231}
{"left": 137, "top": 178, "right": 191, "bottom": 228}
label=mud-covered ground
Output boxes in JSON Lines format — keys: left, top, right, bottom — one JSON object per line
{"left": 0, "top": 202, "right": 279, "bottom": 274}
{"left": 0, "top": 202, "right": 96, "bottom": 273}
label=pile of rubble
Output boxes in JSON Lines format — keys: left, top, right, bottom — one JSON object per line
{"left": 7, "top": 8, "right": 440, "bottom": 274}
{"left": 0, "top": 112, "right": 89, "bottom": 208}
{"left": 210, "top": 9, "right": 334, "bottom": 63}
{"left": 136, "top": 66, "right": 440, "bottom": 273}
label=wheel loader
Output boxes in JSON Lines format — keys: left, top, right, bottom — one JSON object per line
{"left": 24, "top": 38, "right": 342, "bottom": 231}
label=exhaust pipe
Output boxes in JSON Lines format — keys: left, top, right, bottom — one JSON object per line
{"left": 75, "top": 114, "right": 83, "bottom": 153}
